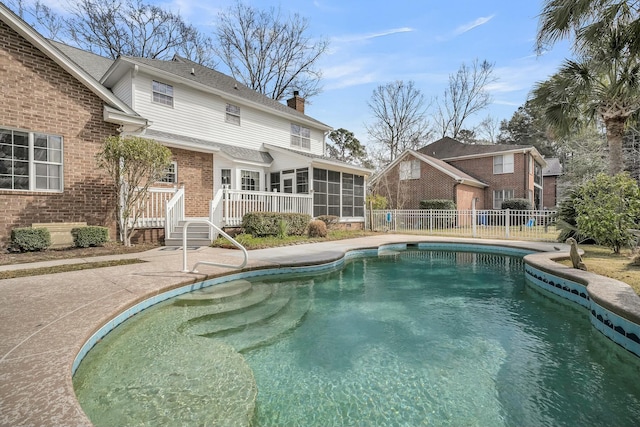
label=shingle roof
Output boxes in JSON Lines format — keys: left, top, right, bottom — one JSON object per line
{"left": 48, "top": 40, "right": 114, "bottom": 81}
{"left": 543, "top": 157, "right": 563, "bottom": 176}
{"left": 144, "top": 129, "right": 273, "bottom": 164}
{"left": 263, "top": 144, "right": 373, "bottom": 174}
{"left": 116, "top": 55, "right": 330, "bottom": 129}
{"left": 411, "top": 150, "right": 487, "bottom": 187}
{"left": 418, "top": 137, "right": 533, "bottom": 159}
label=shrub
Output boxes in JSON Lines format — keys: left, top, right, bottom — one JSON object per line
{"left": 367, "top": 194, "right": 388, "bottom": 210}
{"left": 419, "top": 199, "right": 456, "bottom": 210}
{"left": 242, "top": 212, "right": 311, "bottom": 237}
{"left": 277, "top": 219, "right": 289, "bottom": 239}
{"left": 501, "top": 198, "right": 532, "bottom": 210}
{"left": 308, "top": 219, "right": 327, "bottom": 238}
{"left": 11, "top": 227, "right": 51, "bottom": 252}
{"left": 316, "top": 215, "right": 339, "bottom": 229}
{"left": 574, "top": 173, "right": 640, "bottom": 253}
{"left": 72, "top": 226, "right": 109, "bottom": 247}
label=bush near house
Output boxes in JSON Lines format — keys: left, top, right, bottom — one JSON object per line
{"left": 71, "top": 226, "right": 109, "bottom": 248}
{"left": 316, "top": 215, "right": 339, "bottom": 229}
{"left": 10, "top": 228, "right": 51, "bottom": 252}
{"left": 308, "top": 220, "right": 328, "bottom": 238}
{"left": 419, "top": 199, "right": 456, "bottom": 210}
{"left": 242, "top": 212, "right": 311, "bottom": 237}
{"left": 501, "top": 199, "right": 532, "bottom": 210}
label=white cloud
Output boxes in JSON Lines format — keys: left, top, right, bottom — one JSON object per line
{"left": 453, "top": 15, "right": 495, "bottom": 35}
{"left": 331, "top": 27, "right": 414, "bottom": 44}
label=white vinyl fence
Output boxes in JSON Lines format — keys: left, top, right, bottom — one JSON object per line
{"left": 367, "top": 209, "right": 558, "bottom": 241}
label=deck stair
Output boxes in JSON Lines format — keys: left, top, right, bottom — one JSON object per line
{"left": 164, "top": 219, "right": 214, "bottom": 247}
{"left": 176, "top": 281, "right": 312, "bottom": 352}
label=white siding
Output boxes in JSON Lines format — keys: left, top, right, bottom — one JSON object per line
{"left": 112, "top": 73, "right": 132, "bottom": 107}
{"left": 132, "top": 72, "right": 325, "bottom": 156}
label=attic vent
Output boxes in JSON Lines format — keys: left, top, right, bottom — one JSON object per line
{"left": 234, "top": 83, "right": 238, "bottom": 89}
{"left": 190, "top": 67, "right": 195, "bottom": 75}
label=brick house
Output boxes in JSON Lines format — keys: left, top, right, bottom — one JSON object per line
{"left": 542, "top": 158, "right": 563, "bottom": 209}
{"left": 0, "top": 4, "right": 371, "bottom": 247}
{"left": 0, "top": 3, "right": 148, "bottom": 247}
{"left": 371, "top": 137, "right": 546, "bottom": 210}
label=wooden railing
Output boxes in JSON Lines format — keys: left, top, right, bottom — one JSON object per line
{"left": 164, "top": 186, "right": 185, "bottom": 237}
{"left": 129, "top": 187, "right": 178, "bottom": 229}
{"left": 211, "top": 188, "right": 314, "bottom": 228}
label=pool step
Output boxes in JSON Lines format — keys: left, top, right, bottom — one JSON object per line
{"left": 173, "top": 279, "right": 253, "bottom": 305}
{"left": 183, "top": 293, "right": 292, "bottom": 337}
{"left": 205, "top": 287, "right": 312, "bottom": 353}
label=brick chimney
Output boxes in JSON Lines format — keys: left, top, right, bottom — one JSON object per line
{"left": 287, "top": 90, "right": 305, "bottom": 114}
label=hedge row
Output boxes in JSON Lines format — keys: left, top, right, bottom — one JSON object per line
{"left": 10, "top": 226, "right": 109, "bottom": 252}
{"left": 242, "top": 212, "right": 311, "bottom": 237}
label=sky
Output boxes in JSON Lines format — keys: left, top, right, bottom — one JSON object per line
{"left": 32, "top": 0, "right": 573, "bottom": 148}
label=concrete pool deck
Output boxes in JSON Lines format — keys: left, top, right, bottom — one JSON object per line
{"left": 0, "top": 235, "right": 629, "bottom": 427}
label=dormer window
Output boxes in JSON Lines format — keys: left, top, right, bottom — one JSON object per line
{"left": 291, "top": 124, "right": 311, "bottom": 149}
{"left": 226, "top": 103, "right": 241, "bottom": 125}
{"left": 152, "top": 81, "right": 174, "bottom": 107}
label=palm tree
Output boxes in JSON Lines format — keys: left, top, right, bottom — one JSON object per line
{"left": 531, "top": 25, "right": 640, "bottom": 175}
{"left": 537, "top": 0, "right": 640, "bottom": 56}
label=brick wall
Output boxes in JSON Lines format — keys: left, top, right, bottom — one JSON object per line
{"left": 456, "top": 185, "right": 485, "bottom": 210}
{"left": 446, "top": 153, "right": 529, "bottom": 208}
{"left": 543, "top": 175, "right": 558, "bottom": 208}
{"left": 371, "top": 154, "right": 459, "bottom": 209}
{"left": 169, "top": 147, "right": 213, "bottom": 217}
{"left": 0, "top": 21, "right": 120, "bottom": 248}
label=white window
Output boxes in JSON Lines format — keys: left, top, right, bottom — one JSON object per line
{"left": 241, "top": 170, "right": 260, "bottom": 191}
{"left": 152, "top": 81, "right": 174, "bottom": 107}
{"left": 493, "top": 189, "right": 514, "bottom": 209}
{"left": 291, "top": 124, "right": 311, "bottom": 149}
{"left": 399, "top": 159, "right": 420, "bottom": 180}
{"left": 225, "top": 103, "right": 240, "bottom": 125}
{"left": 0, "top": 128, "right": 63, "bottom": 191}
{"left": 158, "top": 161, "right": 177, "bottom": 183}
{"left": 221, "top": 168, "right": 231, "bottom": 188}
{"left": 493, "top": 153, "right": 514, "bottom": 174}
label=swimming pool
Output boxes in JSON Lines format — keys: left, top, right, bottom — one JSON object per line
{"left": 73, "top": 247, "right": 640, "bottom": 426}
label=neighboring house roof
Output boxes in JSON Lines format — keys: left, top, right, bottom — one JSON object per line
{"left": 543, "top": 158, "right": 563, "bottom": 176}
{"left": 264, "top": 144, "right": 373, "bottom": 176}
{"left": 419, "top": 137, "right": 547, "bottom": 167}
{"left": 100, "top": 55, "right": 331, "bottom": 131}
{"left": 144, "top": 129, "right": 273, "bottom": 165}
{"left": 0, "top": 3, "right": 145, "bottom": 129}
{"left": 370, "top": 149, "right": 487, "bottom": 188}
{"left": 48, "top": 40, "right": 114, "bottom": 81}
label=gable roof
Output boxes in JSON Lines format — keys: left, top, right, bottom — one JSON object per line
{"left": 100, "top": 55, "right": 331, "bottom": 131}
{"left": 419, "top": 137, "right": 547, "bottom": 166}
{"left": 48, "top": 40, "right": 114, "bottom": 81}
{"left": 0, "top": 3, "right": 142, "bottom": 124}
{"left": 371, "top": 149, "right": 487, "bottom": 188}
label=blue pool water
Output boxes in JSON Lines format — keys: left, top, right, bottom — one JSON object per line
{"left": 73, "top": 250, "right": 640, "bottom": 426}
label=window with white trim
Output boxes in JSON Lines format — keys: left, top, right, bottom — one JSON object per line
{"left": 225, "top": 103, "right": 240, "bottom": 125}
{"left": 399, "top": 159, "right": 420, "bottom": 180}
{"left": 493, "top": 153, "right": 514, "bottom": 174}
{"left": 221, "top": 168, "right": 231, "bottom": 188}
{"left": 493, "top": 189, "right": 514, "bottom": 209}
{"left": 0, "top": 128, "right": 63, "bottom": 191}
{"left": 158, "top": 161, "right": 177, "bottom": 183}
{"left": 290, "top": 124, "right": 311, "bottom": 149}
{"left": 152, "top": 80, "right": 174, "bottom": 107}
{"left": 241, "top": 170, "right": 260, "bottom": 191}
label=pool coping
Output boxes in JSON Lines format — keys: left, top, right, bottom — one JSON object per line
{"left": 1, "top": 235, "right": 639, "bottom": 427}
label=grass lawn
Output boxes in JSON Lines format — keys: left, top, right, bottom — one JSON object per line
{"left": 557, "top": 245, "right": 640, "bottom": 294}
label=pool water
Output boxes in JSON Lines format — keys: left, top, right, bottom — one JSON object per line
{"left": 74, "top": 250, "right": 640, "bottom": 426}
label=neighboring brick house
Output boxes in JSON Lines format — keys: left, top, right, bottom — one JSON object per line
{"left": 370, "top": 150, "right": 487, "bottom": 210}
{"left": 0, "top": 4, "right": 148, "bottom": 247}
{"left": 0, "top": 4, "right": 371, "bottom": 247}
{"left": 542, "top": 158, "right": 563, "bottom": 209}
{"left": 372, "top": 137, "right": 547, "bottom": 210}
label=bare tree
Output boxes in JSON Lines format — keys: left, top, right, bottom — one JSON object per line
{"left": 6, "top": 0, "right": 215, "bottom": 66}
{"left": 366, "top": 80, "right": 432, "bottom": 163}
{"left": 476, "top": 115, "right": 501, "bottom": 144}
{"left": 434, "top": 59, "right": 497, "bottom": 139}
{"left": 214, "top": 1, "right": 329, "bottom": 101}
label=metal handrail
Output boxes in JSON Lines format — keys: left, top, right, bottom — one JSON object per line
{"left": 181, "top": 219, "right": 248, "bottom": 273}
